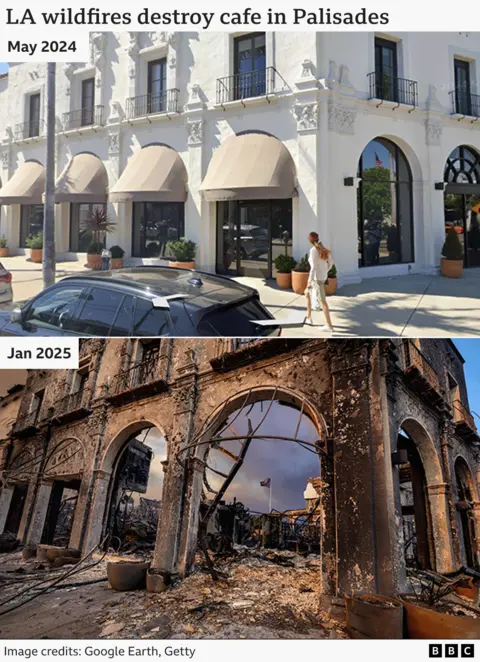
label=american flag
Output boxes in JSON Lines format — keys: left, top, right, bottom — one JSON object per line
{"left": 375, "top": 152, "right": 383, "bottom": 168}
{"left": 260, "top": 478, "right": 271, "bottom": 488}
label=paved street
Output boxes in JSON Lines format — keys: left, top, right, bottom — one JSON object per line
{"left": 1, "top": 256, "right": 480, "bottom": 337}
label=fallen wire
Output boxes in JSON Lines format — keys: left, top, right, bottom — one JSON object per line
{"left": 0, "top": 535, "right": 110, "bottom": 617}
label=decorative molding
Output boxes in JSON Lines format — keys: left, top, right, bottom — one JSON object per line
{"left": 187, "top": 120, "right": 203, "bottom": 146}
{"left": 127, "top": 32, "right": 140, "bottom": 57}
{"left": 1, "top": 147, "right": 9, "bottom": 170}
{"left": 108, "top": 131, "right": 120, "bottom": 155}
{"left": 425, "top": 117, "right": 443, "bottom": 146}
{"left": 294, "top": 102, "right": 318, "bottom": 132}
{"left": 328, "top": 97, "right": 356, "bottom": 135}
{"left": 327, "top": 60, "right": 338, "bottom": 89}
{"left": 301, "top": 59, "right": 315, "bottom": 78}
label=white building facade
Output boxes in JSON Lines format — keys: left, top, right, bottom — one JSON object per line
{"left": 1, "top": 31, "right": 480, "bottom": 285}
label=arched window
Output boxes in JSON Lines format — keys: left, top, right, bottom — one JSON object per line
{"left": 357, "top": 137, "right": 414, "bottom": 267}
{"left": 444, "top": 146, "right": 480, "bottom": 185}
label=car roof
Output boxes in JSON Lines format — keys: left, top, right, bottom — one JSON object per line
{"left": 58, "top": 267, "right": 258, "bottom": 306}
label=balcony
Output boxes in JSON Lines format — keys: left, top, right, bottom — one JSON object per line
{"left": 402, "top": 341, "right": 445, "bottom": 408}
{"left": 453, "top": 399, "right": 479, "bottom": 443}
{"left": 12, "top": 410, "right": 42, "bottom": 438}
{"left": 104, "top": 358, "right": 168, "bottom": 406}
{"left": 210, "top": 339, "right": 304, "bottom": 372}
{"left": 52, "top": 388, "right": 92, "bottom": 425}
{"left": 125, "top": 89, "right": 180, "bottom": 120}
{"left": 449, "top": 89, "right": 480, "bottom": 118}
{"left": 14, "top": 120, "right": 44, "bottom": 141}
{"left": 368, "top": 72, "right": 418, "bottom": 109}
{"left": 216, "top": 67, "right": 276, "bottom": 105}
{"left": 62, "top": 105, "right": 104, "bottom": 131}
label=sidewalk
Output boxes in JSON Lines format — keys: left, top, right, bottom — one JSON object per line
{"left": 1, "top": 255, "right": 480, "bottom": 337}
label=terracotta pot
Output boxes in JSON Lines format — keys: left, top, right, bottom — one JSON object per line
{"left": 325, "top": 277, "right": 338, "bottom": 295}
{"left": 168, "top": 261, "right": 195, "bottom": 270}
{"left": 454, "top": 578, "right": 479, "bottom": 602}
{"left": 87, "top": 253, "right": 102, "bottom": 270}
{"left": 45, "top": 547, "right": 80, "bottom": 564}
{"left": 30, "top": 248, "right": 43, "bottom": 263}
{"left": 0, "top": 248, "right": 9, "bottom": 258}
{"left": 110, "top": 258, "right": 123, "bottom": 269}
{"left": 36, "top": 544, "right": 64, "bottom": 562}
{"left": 401, "top": 597, "right": 480, "bottom": 639}
{"left": 346, "top": 594, "right": 404, "bottom": 639}
{"left": 107, "top": 561, "right": 150, "bottom": 591}
{"left": 292, "top": 270, "right": 309, "bottom": 295}
{"left": 52, "top": 556, "right": 80, "bottom": 568}
{"left": 22, "top": 545, "right": 37, "bottom": 560}
{"left": 441, "top": 258, "right": 464, "bottom": 278}
{"left": 276, "top": 272, "right": 292, "bottom": 289}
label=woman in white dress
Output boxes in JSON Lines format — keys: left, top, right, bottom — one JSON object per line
{"left": 305, "top": 231, "right": 334, "bottom": 331}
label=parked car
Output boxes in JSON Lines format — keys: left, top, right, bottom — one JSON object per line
{"left": 0, "top": 267, "right": 281, "bottom": 337}
{"left": 0, "top": 262, "right": 13, "bottom": 304}
{"left": 224, "top": 225, "right": 269, "bottom": 260}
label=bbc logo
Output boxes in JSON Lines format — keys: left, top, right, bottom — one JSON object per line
{"left": 429, "top": 644, "right": 475, "bottom": 658}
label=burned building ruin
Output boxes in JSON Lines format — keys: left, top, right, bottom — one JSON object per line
{"left": 0, "top": 338, "right": 479, "bottom": 602}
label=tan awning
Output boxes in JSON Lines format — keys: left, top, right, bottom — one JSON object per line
{"left": 110, "top": 145, "right": 187, "bottom": 203}
{"left": 199, "top": 133, "right": 297, "bottom": 201}
{"left": 0, "top": 161, "right": 45, "bottom": 205}
{"left": 55, "top": 153, "right": 108, "bottom": 203}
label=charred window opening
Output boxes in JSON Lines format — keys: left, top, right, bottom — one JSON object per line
{"left": 41, "top": 478, "right": 80, "bottom": 546}
{"left": 398, "top": 430, "right": 433, "bottom": 571}
{"left": 454, "top": 457, "right": 477, "bottom": 568}
{"left": 107, "top": 427, "right": 166, "bottom": 553}
{"left": 3, "top": 483, "right": 28, "bottom": 537}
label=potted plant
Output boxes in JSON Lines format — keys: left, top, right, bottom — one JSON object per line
{"left": 81, "top": 207, "right": 116, "bottom": 268}
{"left": 26, "top": 232, "right": 43, "bottom": 263}
{"left": 274, "top": 254, "right": 296, "bottom": 289}
{"left": 87, "top": 241, "right": 103, "bottom": 270}
{"left": 292, "top": 253, "right": 310, "bottom": 294}
{"left": 167, "top": 239, "right": 197, "bottom": 269}
{"left": 325, "top": 264, "right": 338, "bottom": 295}
{"left": 110, "top": 245, "right": 125, "bottom": 269}
{"left": 441, "top": 226, "right": 464, "bottom": 278}
{"left": 0, "top": 237, "right": 9, "bottom": 258}
{"left": 345, "top": 594, "right": 404, "bottom": 639}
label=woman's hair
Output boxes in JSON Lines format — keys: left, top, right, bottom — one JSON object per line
{"left": 308, "top": 232, "right": 331, "bottom": 261}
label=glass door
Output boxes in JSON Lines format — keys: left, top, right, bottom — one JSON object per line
{"left": 454, "top": 59, "right": 471, "bottom": 115}
{"left": 444, "top": 193, "right": 480, "bottom": 266}
{"left": 238, "top": 201, "right": 270, "bottom": 278}
{"left": 374, "top": 38, "right": 397, "bottom": 101}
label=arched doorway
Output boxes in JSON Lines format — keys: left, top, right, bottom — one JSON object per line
{"left": 454, "top": 456, "right": 478, "bottom": 568}
{"left": 357, "top": 137, "right": 414, "bottom": 267}
{"left": 444, "top": 145, "right": 480, "bottom": 267}
{"left": 175, "top": 387, "right": 328, "bottom": 576}
{"left": 103, "top": 424, "right": 167, "bottom": 553}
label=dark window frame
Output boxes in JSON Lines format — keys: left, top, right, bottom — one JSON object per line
{"left": 131, "top": 201, "right": 185, "bottom": 258}
{"left": 81, "top": 77, "right": 95, "bottom": 126}
{"left": 20, "top": 204, "right": 44, "bottom": 248}
{"left": 374, "top": 37, "right": 398, "bottom": 102}
{"left": 233, "top": 32, "right": 267, "bottom": 100}
{"left": 28, "top": 93, "right": 41, "bottom": 137}
{"left": 454, "top": 58, "right": 472, "bottom": 116}
{"left": 69, "top": 202, "right": 107, "bottom": 253}
{"left": 147, "top": 58, "right": 167, "bottom": 109}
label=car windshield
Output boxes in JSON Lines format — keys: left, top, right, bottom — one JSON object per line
{"left": 197, "top": 298, "right": 279, "bottom": 337}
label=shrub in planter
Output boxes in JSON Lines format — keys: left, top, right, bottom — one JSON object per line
{"left": 274, "top": 254, "right": 297, "bottom": 289}
{"left": 110, "top": 245, "right": 125, "bottom": 269}
{"left": 167, "top": 240, "right": 197, "bottom": 269}
{"left": 441, "top": 227, "right": 464, "bottom": 278}
{"left": 325, "top": 264, "right": 338, "bottom": 295}
{"left": 25, "top": 232, "right": 43, "bottom": 263}
{"left": 87, "top": 241, "right": 103, "bottom": 270}
{"left": 292, "top": 253, "right": 310, "bottom": 294}
{"left": 0, "top": 236, "right": 9, "bottom": 258}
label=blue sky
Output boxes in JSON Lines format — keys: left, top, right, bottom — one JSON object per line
{"left": 0, "top": 63, "right": 8, "bottom": 75}
{"left": 454, "top": 340, "right": 480, "bottom": 422}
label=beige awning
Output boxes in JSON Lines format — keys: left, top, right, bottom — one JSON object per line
{"left": 55, "top": 153, "right": 108, "bottom": 203}
{"left": 110, "top": 145, "right": 187, "bottom": 203}
{"left": 199, "top": 133, "right": 297, "bottom": 201}
{"left": 0, "top": 161, "right": 45, "bottom": 205}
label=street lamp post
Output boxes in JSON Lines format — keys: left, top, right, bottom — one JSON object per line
{"left": 43, "top": 62, "right": 56, "bottom": 289}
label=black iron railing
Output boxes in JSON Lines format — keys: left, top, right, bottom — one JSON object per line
{"left": 217, "top": 67, "right": 275, "bottom": 104}
{"left": 106, "top": 358, "right": 161, "bottom": 397}
{"left": 54, "top": 387, "right": 91, "bottom": 420}
{"left": 125, "top": 89, "right": 180, "bottom": 119}
{"left": 368, "top": 72, "right": 418, "bottom": 107}
{"left": 14, "top": 120, "right": 43, "bottom": 140}
{"left": 63, "top": 105, "right": 104, "bottom": 130}
{"left": 12, "top": 409, "right": 41, "bottom": 435}
{"left": 449, "top": 89, "right": 480, "bottom": 117}
{"left": 403, "top": 340, "right": 441, "bottom": 393}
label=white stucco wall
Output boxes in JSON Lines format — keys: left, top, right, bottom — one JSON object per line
{"left": 1, "top": 31, "right": 480, "bottom": 283}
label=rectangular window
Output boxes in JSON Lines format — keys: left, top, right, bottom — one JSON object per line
{"left": 30, "top": 389, "right": 45, "bottom": 424}
{"left": 233, "top": 33, "right": 266, "bottom": 100}
{"left": 28, "top": 93, "right": 41, "bottom": 137}
{"left": 454, "top": 59, "right": 471, "bottom": 115}
{"left": 81, "top": 78, "right": 95, "bottom": 126}
{"left": 374, "top": 38, "right": 398, "bottom": 102}
{"left": 132, "top": 202, "right": 184, "bottom": 258}
{"left": 147, "top": 59, "right": 167, "bottom": 114}
{"left": 70, "top": 203, "right": 106, "bottom": 252}
{"left": 20, "top": 205, "right": 44, "bottom": 247}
